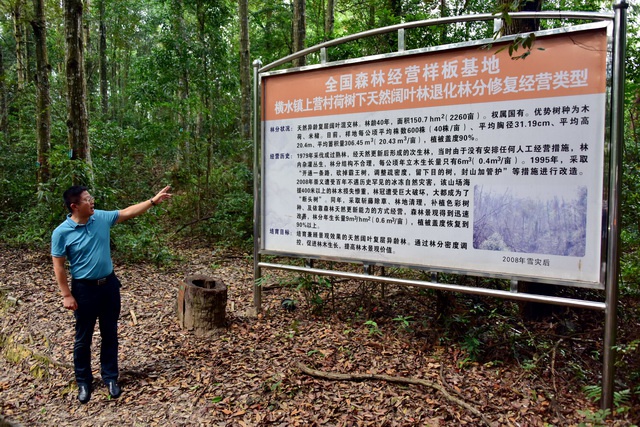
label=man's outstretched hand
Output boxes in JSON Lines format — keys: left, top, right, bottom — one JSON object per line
{"left": 152, "top": 186, "right": 172, "bottom": 205}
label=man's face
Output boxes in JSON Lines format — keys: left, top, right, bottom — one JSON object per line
{"left": 74, "top": 191, "right": 95, "bottom": 215}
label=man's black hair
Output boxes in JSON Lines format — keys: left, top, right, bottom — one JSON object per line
{"left": 63, "top": 186, "right": 88, "bottom": 213}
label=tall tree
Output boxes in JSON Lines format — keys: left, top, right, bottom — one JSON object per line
{"left": 497, "top": 0, "right": 552, "bottom": 319}
{"left": 83, "top": 0, "right": 95, "bottom": 112}
{"left": 324, "top": 0, "right": 334, "bottom": 40}
{"left": 0, "top": 39, "right": 7, "bottom": 136}
{"left": 439, "top": 0, "right": 448, "bottom": 43}
{"left": 65, "top": 0, "right": 92, "bottom": 183}
{"left": 172, "top": 0, "right": 191, "bottom": 161}
{"left": 239, "top": 0, "right": 251, "bottom": 141}
{"left": 31, "top": 0, "right": 51, "bottom": 184}
{"left": 250, "top": 0, "right": 292, "bottom": 65}
{"left": 98, "top": 0, "right": 107, "bottom": 116}
{"left": 498, "top": 0, "right": 543, "bottom": 35}
{"left": 12, "top": 0, "right": 27, "bottom": 90}
{"left": 292, "top": 0, "right": 305, "bottom": 67}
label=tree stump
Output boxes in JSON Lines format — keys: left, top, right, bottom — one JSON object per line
{"left": 177, "top": 275, "right": 227, "bottom": 336}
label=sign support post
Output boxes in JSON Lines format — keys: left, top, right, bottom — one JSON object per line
{"left": 602, "top": 0, "right": 628, "bottom": 411}
{"left": 253, "top": 59, "right": 263, "bottom": 313}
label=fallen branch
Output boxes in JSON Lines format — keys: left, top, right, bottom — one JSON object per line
{"left": 297, "top": 362, "right": 491, "bottom": 427}
{"left": 551, "top": 337, "right": 563, "bottom": 394}
{"left": 439, "top": 362, "right": 482, "bottom": 408}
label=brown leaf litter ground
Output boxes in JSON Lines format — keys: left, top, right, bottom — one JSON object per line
{"left": 1, "top": 245, "right": 638, "bottom": 426}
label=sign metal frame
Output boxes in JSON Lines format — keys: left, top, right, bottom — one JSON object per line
{"left": 252, "top": 5, "right": 628, "bottom": 410}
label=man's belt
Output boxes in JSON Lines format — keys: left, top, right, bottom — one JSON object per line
{"left": 75, "top": 272, "right": 113, "bottom": 286}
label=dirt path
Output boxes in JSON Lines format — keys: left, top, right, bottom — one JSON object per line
{"left": 0, "top": 246, "right": 634, "bottom": 426}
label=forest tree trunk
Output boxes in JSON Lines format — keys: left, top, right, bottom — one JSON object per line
{"left": 439, "top": 0, "right": 448, "bottom": 44}
{"left": 239, "top": 0, "right": 251, "bottom": 141}
{"left": 498, "top": 0, "right": 555, "bottom": 320}
{"left": 324, "top": 0, "right": 334, "bottom": 41}
{"left": 65, "top": 0, "right": 92, "bottom": 184}
{"left": 498, "top": 0, "right": 542, "bottom": 35}
{"left": 98, "top": 0, "right": 108, "bottom": 117}
{"left": 12, "top": 0, "right": 27, "bottom": 91}
{"left": 172, "top": 0, "right": 190, "bottom": 165}
{"left": 83, "top": 0, "right": 93, "bottom": 113}
{"left": 31, "top": 0, "right": 52, "bottom": 184}
{"left": 0, "top": 37, "right": 7, "bottom": 137}
{"left": 292, "top": 0, "right": 306, "bottom": 67}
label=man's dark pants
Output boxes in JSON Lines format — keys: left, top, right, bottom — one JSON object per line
{"left": 71, "top": 273, "right": 121, "bottom": 386}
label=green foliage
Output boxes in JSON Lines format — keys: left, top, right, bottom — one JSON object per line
{"left": 392, "top": 315, "right": 414, "bottom": 333}
{"left": 582, "top": 385, "right": 634, "bottom": 417}
{"left": 0, "top": 89, "right": 39, "bottom": 235}
{"left": 111, "top": 215, "right": 176, "bottom": 265}
{"left": 254, "top": 275, "right": 270, "bottom": 288}
{"left": 296, "top": 274, "right": 333, "bottom": 313}
{"left": 249, "top": 0, "right": 293, "bottom": 65}
{"left": 613, "top": 339, "right": 640, "bottom": 364}
{"left": 496, "top": 33, "right": 545, "bottom": 60}
{"left": 263, "top": 374, "right": 283, "bottom": 394}
{"left": 364, "top": 320, "right": 383, "bottom": 337}
{"left": 281, "top": 298, "right": 297, "bottom": 312}
{"left": 460, "top": 335, "right": 484, "bottom": 361}
{"left": 577, "top": 408, "right": 611, "bottom": 427}
{"left": 0, "top": 143, "right": 72, "bottom": 246}
{"left": 619, "top": 231, "right": 640, "bottom": 295}
{"left": 1, "top": 0, "right": 640, "bottom": 281}
{"left": 167, "top": 154, "right": 254, "bottom": 248}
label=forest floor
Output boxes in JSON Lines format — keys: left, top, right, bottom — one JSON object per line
{"left": 1, "top": 244, "right": 638, "bottom": 427}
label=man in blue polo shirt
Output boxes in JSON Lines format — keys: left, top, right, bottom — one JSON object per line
{"left": 51, "top": 185, "right": 172, "bottom": 403}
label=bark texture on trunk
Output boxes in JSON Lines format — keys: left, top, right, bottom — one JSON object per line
{"left": 32, "top": 0, "right": 52, "bottom": 184}
{"left": 499, "top": 0, "right": 543, "bottom": 35}
{"left": 178, "top": 275, "right": 228, "bottom": 337}
{"left": 13, "top": 0, "right": 27, "bottom": 90}
{"left": 99, "top": 0, "right": 108, "bottom": 116}
{"left": 0, "top": 35, "right": 7, "bottom": 136}
{"left": 65, "top": 0, "right": 91, "bottom": 170}
{"left": 239, "top": 0, "right": 251, "bottom": 141}
{"left": 498, "top": 0, "right": 555, "bottom": 320}
{"left": 292, "top": 0, "right": 306, "bottom": 67}
{"left": 324, "top": 0, "right": 334, "bottom": 40}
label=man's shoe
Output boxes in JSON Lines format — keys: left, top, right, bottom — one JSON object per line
{"left": 78, "top": 383, "right": 91, "bottom": 404}
{"left": 106, "top": 381, "right": 122, "bottom": 399}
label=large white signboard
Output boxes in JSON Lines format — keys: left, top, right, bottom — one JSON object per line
{"left": 261, "top": 28, "right": 608, "bottom": 287}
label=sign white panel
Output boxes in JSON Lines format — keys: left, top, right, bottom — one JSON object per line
{"left": 262, "top": 28, "right": 608, "bottom": 286}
